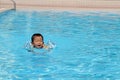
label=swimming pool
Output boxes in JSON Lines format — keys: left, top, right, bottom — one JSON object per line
{"left": 0, "top": 10, "right": 120, "bottom": 80}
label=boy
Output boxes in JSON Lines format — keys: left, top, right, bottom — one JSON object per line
{"left": 25, "top": 33, "right": 55, "bottom": 53}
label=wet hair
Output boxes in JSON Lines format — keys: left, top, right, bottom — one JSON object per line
{"left": 31, "top": 33, "right": 44, "bottom": 43}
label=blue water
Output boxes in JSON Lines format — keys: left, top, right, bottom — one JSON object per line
{"left": 0, "top": 10, "right": 120, "bottom": 80}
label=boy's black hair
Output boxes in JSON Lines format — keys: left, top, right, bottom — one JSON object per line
{"left": 31, "top": 33, "right": 44, "bottom": 43}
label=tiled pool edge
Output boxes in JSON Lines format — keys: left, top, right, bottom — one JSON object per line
{"left": 0, "top": 8, "right": 13, "bottom": 13}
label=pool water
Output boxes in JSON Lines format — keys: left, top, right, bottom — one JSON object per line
{"left": 0, "top": 10, "right": 120, "bottom": 80}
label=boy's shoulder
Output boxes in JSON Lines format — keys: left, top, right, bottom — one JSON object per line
{"left": 43, "top": 41, "right": 56, "bottom": 50}
{"left": 43, "top": 45, "right": 49, "bottom": 50}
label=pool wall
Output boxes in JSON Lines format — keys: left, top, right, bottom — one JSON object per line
{"left": 0, "top": 0, "right": 120, "bottom": 10}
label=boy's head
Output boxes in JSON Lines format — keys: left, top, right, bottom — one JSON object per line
{"left": 31, "top": 33, "right": 44, "bottom": 48}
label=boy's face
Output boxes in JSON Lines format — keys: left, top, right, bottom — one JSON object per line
{"left": 32, "top": 36, "right": 44, "bottom": 48}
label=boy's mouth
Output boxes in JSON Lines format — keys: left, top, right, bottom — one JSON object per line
{"left": 37, "top": 45, "right": 43, "bottom": 48}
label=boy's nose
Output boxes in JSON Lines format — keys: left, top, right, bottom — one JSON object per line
{"left": 39, "top": 42, "right": 43, "bottom": 44}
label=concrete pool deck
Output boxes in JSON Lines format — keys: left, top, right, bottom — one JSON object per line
{"left": 0, "top": 0, "right": 120, "bottom": 12}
